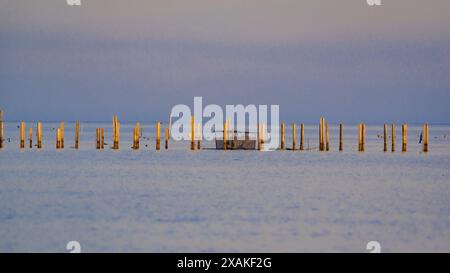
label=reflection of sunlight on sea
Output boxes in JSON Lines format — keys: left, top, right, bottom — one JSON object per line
{"left": 0, "top": 123, "right": 450, "bottom": 252}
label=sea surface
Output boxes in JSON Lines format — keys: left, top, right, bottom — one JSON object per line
{"left": 1, "top": 122, "right": 450, "bottom": 252}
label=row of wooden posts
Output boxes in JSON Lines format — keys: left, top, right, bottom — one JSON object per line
{"left": 0, "top": 113, "right": 430, "bottom": 152}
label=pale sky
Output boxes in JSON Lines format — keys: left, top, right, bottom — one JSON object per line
{"left": 1, "top": 0, "right": 449, "bottom": 123}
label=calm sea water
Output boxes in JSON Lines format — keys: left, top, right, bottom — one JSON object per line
{"left": 1, "top": 122, "right": 450, "bottom": 252}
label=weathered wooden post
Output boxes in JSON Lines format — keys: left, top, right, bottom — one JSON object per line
{"left": 0, "top": 110, "right": 3, "bottom": 149}
{"left": 325, "top": 123, "right": 330, "bottom": 151}
{"left": 112, "top": 116, "right": 116, "bottom": 149}
{"left": 319, "top": 117, "right": 324, "bottom": 151}
{"left": 156, "top": 121, "right": 161, "bottom": 150}
{"left": 165, "top": 127, "right": 169, "bottom": 150}
{"left": 391, "top": 123, "right": 396, "bottom": 152}
{"left": 257, "top": 123, "right": 261, "bottom": 151}
{"left": 402, "top": 124, "right": 407, "bottom": 152}
{"left": 132, "top": 127, "right": 136, "bottom": 149}
{"left": 117, "top": 117, "right": 120, "bottom": 149}
{"left": 280, "top": 123, "right": 285, "bottom": 150}
{"left": 56, "top": 128, "right": 61, "bottom": 149}
{"left": 197, "top": 123, "right": 201, "bottom": 150}
{"left": 112, "top": 116, "right": 115, "bottom": 148}
{"left": 98, "top": 128, "right": 102, "bottom": 149}
{"left": 56, "top": 128, "right": 60, "bottom": 149}
{"left": 190, "top": 116, "right": 195, "bottom": 150}
{"left": 261, "top": 123, "right": 265, "bottom": 151}
{"left": 423, "top": 123, "right": 429, "bottom": 152}
{"left": 118, "top": 121, "right": 121, "bottom": 150}
{"left": 96, "top": 128, "right": 100, "bottom": 149}
{"left": 223, "top": 121, "right": 228, "bottom": 151}
{"left": 60, "top": 122, "right": 65, "bottom": 149}
{"left": 101, "top": 128, "right": 105, "bottom": 149}
{"left": 300, "top": 123, "right": 305, "bottom": 151}
{"left": 0, "top": 120, "right": 3, "bottom": 149}
{"left": 132, "top": 122, "right": 140, "bottom": 150}
{"left": 358, "top": 123, "right": 365, "bottom": 152}
{"left": 358, "top": 123, "right": 361, "bottom": 151}
{"left": 292, "top": 123, "right": 296, "bottom": 151}
{"left": 112, "top": 115, "right": 120, "bottom": 149}
{"left": 37, "top": 122, "right": 42, "bottom": 149}
{"left": 29, "top": 127, "right": 33, "bottom": 148}
{"left": 383, "top": 124, "right": 388, "bottom": 152}
{"left": 136, "top": 123, "right": 141, "bottom": 149}
{"left": 232, "top": 125, "right": 237, "bottom": 150}
{"left": 116, "top": 117, "right": 120, "bottom": 149}
{"left": 339, "top": 123, "right": 343, "bottom": 151}
{"left": 20, "top": 121, "right": 25, "bottom": 149}
{"left": 75, "top": 121, "right": 80, "bottom": 149}
{"left": 362, "top": 123, "right": 366, "bottom": 152}
{"left": 132, "top": 127, "right": 137, "bottom": 149}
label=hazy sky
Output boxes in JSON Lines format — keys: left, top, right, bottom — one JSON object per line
{"left": 1, "top": 0, "right": 449, "bottom": 123}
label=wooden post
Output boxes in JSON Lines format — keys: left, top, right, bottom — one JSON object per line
{"left": 339, "top": 123, "right": 343, "bottom": 151}
{"left": 132, "top": 122, "right": 140, "bottom": 150}
{"left": 56, "top": 128, "right": 61, "bottom": 149}
{"left": 96, "top": 128, "right": 100, "bottom": 149}
{"left": 37, "top": 122, "right": 42, "bottom": 149}
{"left": 423, "top": 123, "right": 429, "bottom": 152}
{"left": 223, "top": 121, "right": 228, "bottom": 151}
{"left": 113, "top": 115, "right": 117, "bottom": 149}
{"left": 280, "top": 123, "right": 285, "bottom": 150}
{"left": 319, "top": 117, "right": 324, "bottom": 151}
{"left": 402, "top": 124, "right": 407, "bottom": 152}
{"left": 117, "top": 117, "right": 120, "bottom": 149}
{"left": 112, "top": 115, "right": 120, "bottom": 149}
{"left": 117, "top": 122, "right": 120, "bottom": 150}
{"left": 165, "top": 127, "right": 169, "bottom": 150}
{"left": 383, "top": 124, "right": 388, "bottom": 152}
{"left": 391, "top": 123, "right": 396, "bottom": 152}
{"left": 112, "top": 116, "right": 115, "bottom": 149}
{"left": 29, "top": 127, "right": 33, "bottom": 148}
{"left": 197, "top": 123, "right": 201, "bottom": 150}
{"left": 261, "top": 123, "right": 265, "bottom": 151}
{"left": 156, "top": 121, "right": 161, "bottom": 150}
{"left": 292, "top": 123, "right": 296, "bottom": 151}
{"left": 75, "top": 121, "right": 80, "bottom": 149}
{"left": 0, "top": 120, "right": 3, "bottom": 149}
{"left": 101, "top": 128, "right": 105, "bottom": 149}
{"left": 136, "top": 122, "right": 140, "bottom": 149}
{"left": 257, "top": 123, "right": 261, "bottom": 151}
{"left": 20, "top": 121, "right": 25, "bottom": 149}
{"left": 358, "top": 123, "right": 362, "bottom": 152}
{"left": 232, "top": 125, "right": 237, "bottom": 150}
{"left": 56, "top": 128, "right": 60, "bottom": 149}
{"left": 300, "top": 123, "right": 305, "bottom": 151}
{"left": 319, "top": 118, "right": 322, "bottom": 151}
{"left": 60, "top": 122, "right": 65, "bottom": 149}
{"left": 0, "top": 110, "right": 3, "bottom": 149}
{"left": 190, "top": 116, "right": 195, "bottom": 150}
{"left": 132, "top": 127, "right": 137, "bottom": 149}
{"left": 325, "top": 123, "right": 330, "bottom": 151}
{"left": 362, "top": 123, "right": 366, "bottom": 152}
